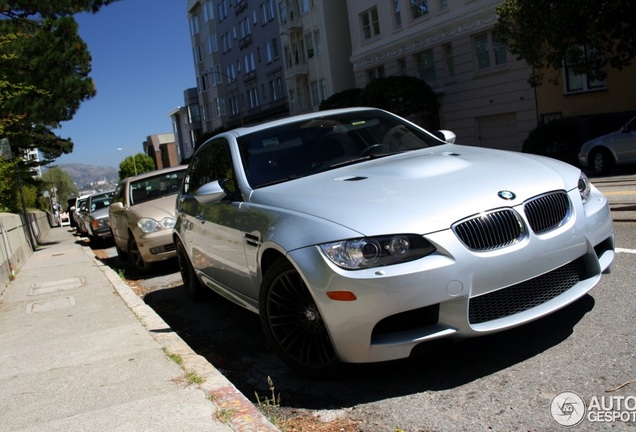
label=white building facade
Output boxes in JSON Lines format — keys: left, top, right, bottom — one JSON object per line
{"left": 346, "top": 0, "right": 537, "bottom": 151}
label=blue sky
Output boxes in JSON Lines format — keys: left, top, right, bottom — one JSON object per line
{"left": 55, "top": 0, "right": 195, "bottom": 168}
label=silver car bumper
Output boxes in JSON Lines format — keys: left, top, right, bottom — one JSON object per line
{"left": 289, "top": 187, "right": 614, "bottom": 364}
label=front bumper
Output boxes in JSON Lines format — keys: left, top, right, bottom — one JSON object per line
{"left": 133, "top": 229, "right": 177, "bottom": 263}
{"left": 288, "top": 187, "right": 614, "bottom": 364}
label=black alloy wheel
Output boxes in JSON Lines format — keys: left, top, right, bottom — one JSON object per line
{"left": 259, "top": 258, "right": 339, "bottom": 375}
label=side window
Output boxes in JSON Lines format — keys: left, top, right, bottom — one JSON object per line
{"left": 185, "top": 139, "right": 236, "bottom": 194}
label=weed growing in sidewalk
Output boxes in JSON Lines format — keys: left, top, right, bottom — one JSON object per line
{"left": 255, "top": 376, "right": 285, "bottom": 426}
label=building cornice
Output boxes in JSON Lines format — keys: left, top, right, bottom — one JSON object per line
{"left": 351, "top": 3, "right": 500, "bottom": 71}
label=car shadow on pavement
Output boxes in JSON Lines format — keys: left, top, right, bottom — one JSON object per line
{"left": 142, "top": 282, "right": 595, "bottom": 410}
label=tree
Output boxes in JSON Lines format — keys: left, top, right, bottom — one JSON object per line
{"left": 319, "top": 76, "right": 440, "bottom": 129}
{"left": 496, "top": 0, "right": 636, "bottom": 86}
{"left": 40, "top": 166, "right": 78, "bottom": 209}
{"left": 0, "top": 0, "right": 120, "bottom": 162}
{"left": 118, "top": 153, "right": 155, "bottom": 181}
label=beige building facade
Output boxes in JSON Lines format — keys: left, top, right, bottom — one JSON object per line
{"left": 346, "top": 0, "right": 537, "bottom": 151}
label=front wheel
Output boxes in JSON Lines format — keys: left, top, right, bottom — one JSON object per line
{"left": 259, "top": 258, "right": 339, "bottom": 375}
{"left": 127, "top": 234, "right": 150, "bottom": 273}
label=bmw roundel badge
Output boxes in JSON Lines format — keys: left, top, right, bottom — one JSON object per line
{"left": 498, "top": 190, "right": 516, "bottom": 200}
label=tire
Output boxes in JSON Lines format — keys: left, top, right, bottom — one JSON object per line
{"left": 127, "top": 234, "right": 150, "bottom": 273}
{"left": 176, "top": 239, "right": 205, "bottom": 301}
{"left": 259, "top": 258, "right": 339, "bottom": 375}
{"left": 115, "top": 244, "right": 128, "bottom": 261}
{"left": 590, "top": 148, "right": 614, "bottom": 176}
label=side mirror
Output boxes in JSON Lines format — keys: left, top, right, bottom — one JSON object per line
{"left": 194, "top": 180, "right": 227, "bottom": 204}
{"left": 109, "top": 202, "right": 124, "bottom": 211}
{"left": 433, "top": 130, "right": 457, "bottom": 144}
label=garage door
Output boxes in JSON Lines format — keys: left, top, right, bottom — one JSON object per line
{"left": 477, "top": 113, "right": 519, "bottom": 151}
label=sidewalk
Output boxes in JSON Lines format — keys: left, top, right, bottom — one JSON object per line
{"left": 0, "top": 226, "right": 278, "bottom": 432}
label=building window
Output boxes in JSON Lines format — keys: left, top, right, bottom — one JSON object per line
{"left": 438, "top": 0, "right": 448, "bottom": 10}
{"left": 367, "top": 66, "right": 385, "bottom": 82}
{"left": 305, "top": 32, "right": 314, "bottom": 59}
{"left": 189, "top": 13, "right": 201, "bottom": 35}
{"left": 564, "top": 45, "right": 606, "bottom": 93}
{"left": 415, "top": 49, "right": 436, "bottom": 81}
{"left": 361, "top": 7, "right": 380, "bottom": 40}
{"left": 300, "top": 0, "right": 310, "bottom": 14}
{"left": 443, "top": 43, "right": 454, "bottom": 78}
{"left": 474, "top": 31, "right": 507, "bottom": 70}
{"left": 410, "top": 0, "right": 429, "bottom": 20}
{"left": 397, "top": 58, "right": 407, "bottom": 75}
{"left": 279, "top": 1, "right": 288, "bottom": 24}
{"left": 203, "top": 1, "right": 215, "bottom": 22}
{"left": 393, "top": 0, "right": 402, "bottom": 28}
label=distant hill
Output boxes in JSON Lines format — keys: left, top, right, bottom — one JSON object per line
{"left": 54, "top": 164, "right": 119, "bottom": 188}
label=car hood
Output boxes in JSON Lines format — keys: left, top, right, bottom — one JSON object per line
{"left": 249, "top": 145, "right": 581, "bottom": 236}
{"left": 130, "top": 194, "right": 178, "bottom": 220}
{"left": 90, "top": 207, "right": 110, "bottom": 219}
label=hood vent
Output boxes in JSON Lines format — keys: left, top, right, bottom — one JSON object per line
{"left": 335, "top": 176, "right": 368, "bottom": 182}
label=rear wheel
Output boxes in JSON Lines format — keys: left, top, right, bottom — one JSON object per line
{"left": 259, "top": 258, "right": 339, "bottom": 375}
{"left": 176, "top": 239, "right": 205, "bottom": 301}
{"left": 590, "top": 148, "right": 614, "bottom": 176}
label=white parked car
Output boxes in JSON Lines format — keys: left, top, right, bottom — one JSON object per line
{"left": 578, "top": 116, "right": 636, "bottom": 175}
{"left": 174, "top": 107, "right": 614, "bottom": 374}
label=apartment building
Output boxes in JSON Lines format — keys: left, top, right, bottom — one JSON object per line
{"left": 279, "top": 0, "right": 355, "bottom": 115}
{"left": 169, "top": 87, "right": 202, "bottom": 163}
{"left": 187, "top": 0, "right": 289, "bottom": 133}
{"left": 346, "top": 0, "right": 537, "bottom": 151}
{"left": 142, "top": 133, "right": 179, "bottom": 169}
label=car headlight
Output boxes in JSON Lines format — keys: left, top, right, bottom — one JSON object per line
{"left": 162, "top": 217, "right": 176, "bottom": 229}
{"left": 137, "top": 217, "right": 176, "bottom": 233}
{"left": 92, "top": 218, "right": 108, "bottom": 229}
{"left": 319, "top": 234, "right": 436, "bottom": 270}
{"left": 137, "top": 218, "right": 162, "bottom": 233}
{"left": 578, "top": 172, "right": 591, "bottom": 204}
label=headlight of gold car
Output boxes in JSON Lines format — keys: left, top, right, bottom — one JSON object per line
{"left": 319, "top": 235, "right": 436, "bottom": 270}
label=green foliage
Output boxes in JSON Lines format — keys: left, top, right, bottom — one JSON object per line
{"left": 496, "top": 0, "right": 636, "bottom": 86}
{"left": 0, "top": 0, "right": 120, "bottom": 162}
{"left": 40, "top": 166, "right": 78, "bottom": 208}
{"left": 118, "top": 153, "right": 156, "bottom": 180}
{"left": 0, "top": 157, "right": 40, "bottom": 212}
{"left": 522, "top": 118, "right": 586, "bottom": 165}
{"left": 319, "top": 77, "right": 439, "bottom": 123}
{"left": 361, "top": 76, "right": 439, "bottom": 118}
{"left": 319, "top": 88, "right": 363, "bottom": 110}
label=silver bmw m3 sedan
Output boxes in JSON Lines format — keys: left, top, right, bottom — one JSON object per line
{"left": 173, "top": 107, "right": 614, "bottom": 374}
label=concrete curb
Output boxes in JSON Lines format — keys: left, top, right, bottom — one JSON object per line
{"left": 88, "top": 248, "right": 279, "bottom": 431}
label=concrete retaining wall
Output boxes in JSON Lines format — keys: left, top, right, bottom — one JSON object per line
{"left": 0, "top": 211, "right": 54, "bottom": 287}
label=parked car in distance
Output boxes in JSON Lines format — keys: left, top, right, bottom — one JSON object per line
{"left": 79, "top": 190, "right": 114, "bottom": 245}
{"left": 109, "top": 166, "right": 186, "bottom": 272}
{"left": 74, "top": 194, "right": 91, "bottom": 236}
{"left": 578, "top": 115, "right": 636, "bottom": 175}
{"left": 174, "top": 107, "right": 614, "bottom": 375}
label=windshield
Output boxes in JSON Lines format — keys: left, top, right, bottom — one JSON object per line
{"left": 238, "top": 110, "right": 444, "bottom": 189}
{"left": 129, "top": 170, "right": 185, "bottom": 205}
